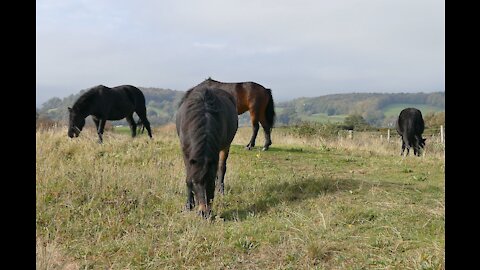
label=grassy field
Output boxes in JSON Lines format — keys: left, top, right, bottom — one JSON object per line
{"left": 36, "top": 124, "right": 445, "bottom": 269}
{"left": 382, "top": 104, "right": 444, "bottom": 118}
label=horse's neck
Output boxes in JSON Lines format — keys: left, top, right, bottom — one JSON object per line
{"left": 74, "top": 102, "right": 92, "bottom": 118}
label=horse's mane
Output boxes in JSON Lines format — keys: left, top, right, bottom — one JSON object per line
{"left": 72, "top": 85, "right": 106, "bottom": 111}
{"left": 205, "top": 77, "right": 220, "bottom": 83}
{"left": 203, "top": 77, "right": 260, "bottom": 86}
{"left": 179, "top": 87, "right": 222, "bottom": 171}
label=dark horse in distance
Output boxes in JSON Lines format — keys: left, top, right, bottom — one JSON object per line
{"left": 176, "top": 86, "right": 238, "bottom": 218}
{"left": 67, "top": 85, "right": 153, "bottom": 143}
{"left": 396, "top": 108, "right": 426, "bottom": 156}
{"left": 193, "top": 78, "right": 275, "bottom": 151}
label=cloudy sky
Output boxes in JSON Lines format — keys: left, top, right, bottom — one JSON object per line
{"left": 36, "top": 0, "right": 444, "bottom": 107}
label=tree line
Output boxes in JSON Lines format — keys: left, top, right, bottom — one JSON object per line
{"left": 37, "top": 89, "right": 444, "bottom": 128}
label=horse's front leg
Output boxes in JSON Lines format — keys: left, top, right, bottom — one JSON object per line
{"left": 97, "top": 119, "right": 106, "bottom": 143}
{"left": 216, "top": 148, "right": 230, "bottom": 195}
{"left": 260, "top": 119, "right": 272, "bottom": 151}
{"left": 93, "top": 117, "right": 100, "bottom": 131}
{"left": 185, "top": 180, "right": 195, "bottom": 211}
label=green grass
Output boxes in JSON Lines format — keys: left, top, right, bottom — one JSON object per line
{"left": 36, "top": 125, "right": 444, "bottom": 269}
{"left": 382, "top": 104, "right": 444, "bottom": 118}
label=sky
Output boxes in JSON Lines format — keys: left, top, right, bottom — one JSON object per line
{"left": 36, "top": 0, "right": 445, "bottom": 107}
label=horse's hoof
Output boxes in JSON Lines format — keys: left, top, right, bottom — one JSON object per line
{"left": 185, "top": 203, "right": 195, "bottom": 211}
{"left": 198, "top": 210, "right": 212, "bottom": 219}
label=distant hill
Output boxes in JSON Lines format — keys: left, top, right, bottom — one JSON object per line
{"left": 275, "top": 92, "right": 444, "bottom": 127}
{"left": 37, "top": 89, "right": 444, "bottom": 128}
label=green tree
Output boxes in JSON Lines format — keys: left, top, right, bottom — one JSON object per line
{"left": 41, "top": 97, "right": 62, "bottom": 110}
{"left": 343, "top": 114, "right": 370, "bottom": 131}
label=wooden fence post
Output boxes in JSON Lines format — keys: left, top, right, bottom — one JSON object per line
{"left": 348, "top": 130, "right": 353, "bottom": 140}
{"left": 387, "top": 129, "right": 390, "bottom": 142}
{"left": 440, "top": 125, "right": 444, "bottom": 144}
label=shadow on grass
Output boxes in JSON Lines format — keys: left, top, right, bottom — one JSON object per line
{"left": 264, "top": 147, "right": 316, "bottom": 154}
{"left": 219, "top": 176, "right": 360, "bottom": 221}
{"left": 229, "top": 144, "right": 316, "bottom": 154}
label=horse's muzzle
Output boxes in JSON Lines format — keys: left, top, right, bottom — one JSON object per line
{"left": 68, "top": 127, "right": 80, "bottom": 138}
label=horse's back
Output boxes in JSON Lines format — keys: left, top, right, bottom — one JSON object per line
{"left": 110, "top": 85, "right": 147, "bottom": 107}
{"left": 196, "top": 79, "right": 270, "bottom": 114}
{"left": 213, "top": 88, "right": 238, "bottom": 145}
{"left": 112, "top": 85, "right": 145, "bottom": 97}
{"left": 200, "top": 79, "right": 268, "bottom": 96}
{"left": 177, "top": 86, "right": 238, "bottom": 148}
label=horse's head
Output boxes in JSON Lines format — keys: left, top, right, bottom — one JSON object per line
{"left": 419, "top": 138, "right": 427, "bottom": 148}
{"left": 188, "top": 156, "right": 218, "bottom": 218}
{"left": 414, "top": 137, "right": 427, "bottom": 156}
{"left": 67, "top": 107, "right": 85, "bottom": 138}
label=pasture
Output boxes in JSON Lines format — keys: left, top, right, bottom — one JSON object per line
{"left": 36, "top": 124, "right": 444, "bottom": 269}
{"left": 382, "top": 104, "right": 444, "bottom": 118}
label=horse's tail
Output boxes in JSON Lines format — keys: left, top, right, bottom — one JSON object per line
{"left": 265, "top": 88, "right": 276, "bottom": 128}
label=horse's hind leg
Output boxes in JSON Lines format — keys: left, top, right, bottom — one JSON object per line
{"left": 136, "top": 119, "right": 144, "bottom": 134}
{"left": 246, "top": 115, "right": 260, "bottom": 150}
{"left": 126, "top": 114, "right": 137, "bottom": 138}
{"left": 185, "top": 179, "right": 195, "bottom": 210}
{"left": 216, "top": 147, "right": 230, "bottom": 195}
{"left": 400, "top": 139, "right": 406, "bottom": 156}
{"left": 259, "top": 118, "right": 272, "bottom": 151}
{"left": 136, "top": 109, "right": 153, "bottom": 138}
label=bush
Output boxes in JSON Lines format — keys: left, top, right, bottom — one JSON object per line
{"left": 424, "top": 112, "right": 445, "bottom": 129}
{"left": 287, "top": 121, "right": 344, "bottom": 139}
{"left": 342, "top": 114, "right": 372, "bottom": 131}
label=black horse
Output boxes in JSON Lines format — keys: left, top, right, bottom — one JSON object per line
{"left": 176, "top": 86, "right": 238, "bottom": 218}
{"left": 396, "top": 108, "right": 426, "bottom": 156}
{"left": 67, "top": 85, "right": 153, "bottom": 143}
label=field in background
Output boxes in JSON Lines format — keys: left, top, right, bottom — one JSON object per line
{"left": 36, "top": 124, "right": 445, "bottom": 269}
{"left": 382, "top": 104, "right": 444, "bottom": 118}
{"left": 299, "top": 113, "right": 348, "bottom": 123}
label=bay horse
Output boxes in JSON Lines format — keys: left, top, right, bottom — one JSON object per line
{"left": 193, "top": 78, "right": 275, "bottom": 151}
{"left": 67, "top": 85, "right": 153, "bottom": 143}
{"left": 176, "top": 86, "right": 238, "bottom": 218}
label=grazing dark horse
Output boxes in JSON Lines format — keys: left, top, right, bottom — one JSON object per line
{"left": 396, "top": 108, "right": 426, "bottom": 156}
{"left": 176, "top": 86, "right": 238, "bottom": 218}
{"left": 67, "top": 85, "right": 153, "bottom": 143}
{"left": 193, "top": 78, "right": 275, "bottom": 151}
